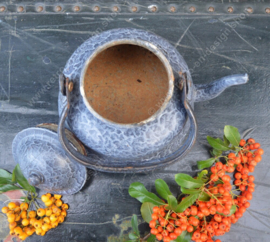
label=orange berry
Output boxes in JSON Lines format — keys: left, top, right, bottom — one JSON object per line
{"left": 37, "top": 208, "right": 46, "bottom": 217}
{"left": 1, "top": 206, "right": 9, "bottom": 213}
{"left": 21, "top": 218, "right": 30, "bottom": 226}
{"left": 7, "top": 214, "right": 16, "bottom": 223}
{"left": 28, "top": 210, "right": 36, "bottom": 218}
{"left": 20, "top": 203, "right": 29, "bottom": 211}
{"left": 187, "top": 225, "right": 194, "bottom": 232}
{"left": 8, "top": 202, "right": 17, "bottom": 210}
{"left": 54, "top": 194, "right": 62, "bottom": 200}
{"left": 9, "top": 221, "right": 17, "bottom": 229}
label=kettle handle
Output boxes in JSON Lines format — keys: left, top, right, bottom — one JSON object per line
{"left": 57, "top": 77, "right": 197, "bottom": 173}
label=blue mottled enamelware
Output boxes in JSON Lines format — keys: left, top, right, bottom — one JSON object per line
{"left": 12, "top": 127, "right": 87, "bottom": 195}
{"left": 57, "top": 28, "right": 248, "bottom": 172}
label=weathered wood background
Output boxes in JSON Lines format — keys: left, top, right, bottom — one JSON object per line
{"left": 0, "top": 1, "right": 270, "bottom": 241}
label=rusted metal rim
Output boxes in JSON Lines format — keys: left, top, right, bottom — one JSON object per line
{"left": 80, "top": 39, "right": 175, "bottom": 127}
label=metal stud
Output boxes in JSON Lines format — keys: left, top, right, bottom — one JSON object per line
{"left": 246, "top": 7, "right": 253, "bottom": 14}
{"left": 93, "top": 5, "right": 100, "bottom": 12}
{"left": 227, "top": 6, "right": 234, "bottom": 13}
{"left": 208, "top": 6, "right": 215, "bottom": 12}
{"left": 0, "top": 6, "right": 6, "bottom": 12}
{"left": 131, "top": 6, "right": 138, "bottom": 12}
{"left": 17, "top": 6, "right": 24, "bottom": 12}
{"left": 73, "top": 6, "right": 80, "bottom": 12}
{"left": 149, "top": 5, "right": 158, "bottom": 13}
{"left": 265, "top": 8, "right": 270, "bottom": 14}
{"left": 55, "top": 5, "right": 62, "bottom": 12}
{"left": 36, "top": 5, "right": 44, "bottom": 12}
{"left": 189, "top": 6, "right": 196, "bottom": 13}
{"left": 170, "top": 6, "right": 176, "bottom": 13}
{"left": 112, "top": 6, "right": 119, "bottom": 12}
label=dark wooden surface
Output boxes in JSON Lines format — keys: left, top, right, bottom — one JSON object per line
{"left": 0, "top": 1, "right": 270, "bottom": 241}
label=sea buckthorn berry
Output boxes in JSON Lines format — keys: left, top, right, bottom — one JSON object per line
{"left": 9, "top": 221, "right": 17, "bottom": 229}
{"left": 61, "top": 210, "right": 67, "bottom": 217}
{"left": 248, "top": 138, "right": 255, "bottom": 144}
{"left": 1, "top": 206, "right": 9, "bottom": 213}
{"left": 151, "top": 213, "right": 158, "bottom": 220}
{"left": 45, "top": 200, "right": 53, "bottom": 207}
{"left": 210, "top": 174, "right": 219, "bottom": 182}
{"left": 234, "top": 157, "right": 241, "bottom": 164}
{"left": 187, "top": 225, "right": 194, "bottom": 232}
{"left": 156, "top": 234, "right": 163, "bottom": 241}
{"left": 29, "top": 218, "right": 36, "bottom": 225}
{"left": 174, "top": 228, "right": 182, "bottom": 235}
{"left": 167, "top": 224, "right": 174, "bottom": 232}
{"left": 37, "top": 208, "right": 46, "bottom": 217}
{"left": 241, "top": 168, "right": 249, "bottom": 175}
{"left": 180, "top": 223, "right": 187, "bottom": 230}
{"left": 34, "top": 220, "right": 42, "bottom": 229}
{"left": 163, "top": 237, "right": 171, "bottom": 242}
{"left": 190, "top": 205, "right": 198, "bottom": 216}
{"left": 239, "top": 185, "right": 246, "bottom": 191}
{"left": 149, "top": 220, "right": 156, "bottom": 228}
{"left": 51, "top": 221, "right": 59, "bottom": 228}
{"left": 8, "top": 202, "right": 17, "bottom": 210}
{"left": 211, "top": 166, "right": 218, "bottom": 173}
{"left": 61, "top": 203, "right": 69, "bottom": 210}
{"left": 161, "top": 230, "right": 169, "bottom": 237}
{"left": 248, "top": 165, "right": 255, "bottom": 172}
{"left": 200, "top": 233, "right": 208, "bottom": 241}
{"left": 55, "top": 199, "right": 63, "bottom": 207}
{"left": 218, "top": 170, "right": 225, "bottom": 177}
{"left": 256, "top": 148, "right": 264, "bottom": 155}
{"left": 169, "top": 232, "right": 177, "bottom": 240}
{"left": 22, "top": 218, "right": 30, "bottom": 226}
{"left": 228, "top": 153, "right": 235, "bottom": 159}
{"left": 227, "top": 166, "right": 235, "bottom": 173}
{"left": 54, "top": 194, "right": 62, "bottom": 200}
{"left": 28, "top": 210, "right": 36, "bottom": 218}
{"left": 244, "top": 202, "right": 250, "bottom": 208}
{"left": 241, "top": 156, "right": 248, "bottom": 163}
{"left": 216, "top": 162, "right": 223, "bottom": 170}
{"left": 41, "top": 194, "right": 50, "bottom": 203}
{"left": 248, "top": 175, "right": 255, "bottom": 182}
{"left": 254, "top": 155, "right": 262, "bottom": 163}
{"left": 239, "top": 139, "right": 246, "bottom": 146}
{"left": 45, "top": 193, "right": 52, "bottom": 198}
{"left": 222, "top": 175, "right": 230, "bottom": 183}
{"left": 157, "top": 226, "right": 163, "bottom": 232}
{"left": 14, "top": 227, "right": 23, "bottom": 236}
{"left": 50, "top": 214, "right": 58, "bottom": 222}
{"left": 235, "top": 172, "right": 242, "bottom": 179}
{"left": 236, "top": 164, "right": 243, "bottom": 172}
{"left": 245, "top": 192, "right": 253, "bottom": 200}
{"left": 153, "top": 206, "right": 160, "bottom": 213}
{"left": 20, "top": 202, "right": 29, "bottom": 211}
{"left": 214, "top": 214, "right": 221, "bottom": 222}
{"left": 7, "top": 214, "right": 16, "bottom": 223}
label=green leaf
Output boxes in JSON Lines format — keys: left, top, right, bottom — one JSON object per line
{"left": 197, "top": 170, "right": 208, "bottom": 182}
{"left": 212, "top": 149, "right": 223, "bottom": 157}
{"left": 167, "top": 195, "right": 178, "bottom": 211}
{"left": 198, "top": 192, "right": 211, "bottom": 201}
{"left": 224, "top": 125, "right": 241, "bottom": 147}
{"left": 147, "top": 234, "right": 156, "bottom": 242}
{"left": 174, "top": 230, "right": 192, "bottom": 242}
{"left": 0, "top": 169, "right": 14, "bottom": 185}
{"left": 207, "top": 136, "right": 230, "bottom": 151}
{"left": 131, "top": 215, "right": 139, "bottom": 236}
{"left": 13, "top": 164, "right": 36, "bottom": 194}
{"left": 223, "top": 135, "right": 230, "bottom": 146}
{"left": 181, "top": 187, "right": 200, "bottom": 195}
{"left": 155, "top": 179, "right": 172, "bottom": 200}
{"left": 175, "top": 194, "right": 199, "bottom": 213}
{"left": 140, "top": 202, "right": 155, "bottom": 223}
{"left": 0, "top": 184, "right": 22, "bottom": 193}
{"left": 128, "top": 233, "right": 138, "bottom": 240}
{"left": 0, "top": 169, "right": 12, "bottom": 179}
{"left": 129, "top": 182, "right": 165, "bottom": 205}
{"left": 197, "top": 158, "right": 215, "bottom": 170}
{"left": 175, "top": 173, "right": 204, "bottom": 189}
{"left": 217, "top": 205, "right": 237, "bottom": 217}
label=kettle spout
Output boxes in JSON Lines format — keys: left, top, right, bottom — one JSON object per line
{"left": 194, "top": 73, "right": 248, "bottom": 102}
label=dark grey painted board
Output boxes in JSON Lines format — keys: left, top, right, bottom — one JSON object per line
{"left": 0, "top": 4, "right": 270, "bottom": 242}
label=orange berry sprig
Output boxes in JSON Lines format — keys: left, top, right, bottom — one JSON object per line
{"left": 1, "top": 193, "right": 69, "bottom": 241}
{"left": 147, "top": 137, "right": 263, "bottom": 242}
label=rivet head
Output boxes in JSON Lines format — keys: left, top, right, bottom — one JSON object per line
{"left": 131, "top": 6, "right": 138, "bottom": 12}
{"left": 170, "top": 6, "right": 176, "bottom": 13}
{"left": 265, "top": 8, "right": 270, "bottom": 14}
{"left": 73, "top": 6, "right": 80, "bottom": 12}
{"left": 149, "top": 5, "right": 157, "bottom": 12}
{"left": 246, "top": 7, "right": 253, "bottom": 13}
{"left": 17, "top": 6, "right": 24, "bottom": 12}
{"left": 227, "top": 6, "right": 234, "bottom": 13}
{"left": 55, "top": 5, "right": 62, "bottom": 12}
{"left": 208, "top": 6, "right": 215, "bottom": 12}
{"left": 112, "top": 6, "right": 119, "bottom": 12}
{"left": 0, "top": 6, "right": 6, "bottom": 12}
{"left": 68, "top": 82, "right": 73, "bottom": 92}
{"left": 93, "top": 6, "right": 100, "bottom": 12}
{"left": 36, "top": 6, "right": 43, "bottom": 12}
{"left": 189, "top": 6, "right": 196, "bottom": 13}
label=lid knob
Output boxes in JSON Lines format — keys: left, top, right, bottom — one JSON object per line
{"left": 28, "top": 172, "right": 44, "bottom": 186}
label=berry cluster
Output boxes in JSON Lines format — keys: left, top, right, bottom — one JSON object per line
{"left": 149, "top": 138, "right": 263, "bottom": 242}
{"left": 1, "top": 193, "right": 68, "bottom": 240}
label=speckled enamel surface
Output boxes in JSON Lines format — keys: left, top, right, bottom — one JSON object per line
{"left": 12, "top": 128, "right": 87, "bottom": 195}
{"left": 58, "top": 28, "right": 194, "bottom": 160}
{"left": 58, "top": 28, "right": 248, "bottom": 162}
